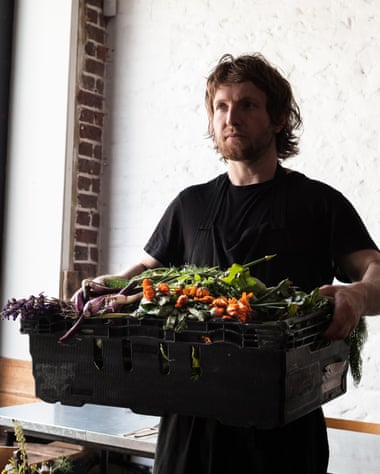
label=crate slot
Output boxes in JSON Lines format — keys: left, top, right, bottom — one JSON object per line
{"left": 159, "top": 343, "right": 170, "bottom": 375}
{"left": 93, "top": 338, "right": 104, "bottom": 370}
{"left": 191, "top": 345, "right": 201, "bottom": 380}
{"left": 121, "top": 339, "right": 133, "bottom": 371}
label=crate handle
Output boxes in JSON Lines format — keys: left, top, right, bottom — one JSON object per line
{"left": 321, "top": 360, "right": 348, "bottom": 395}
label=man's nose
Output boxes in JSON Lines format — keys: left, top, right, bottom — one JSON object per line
{"left": 226, "top": 105, "right": 240, "bottom": 125}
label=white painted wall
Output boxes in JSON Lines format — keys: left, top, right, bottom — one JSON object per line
{"left": 0, "top": 2, "right": 73, "bottom": 359}
{"left": 101, "top": 0, "right": 380, "bottom": 422}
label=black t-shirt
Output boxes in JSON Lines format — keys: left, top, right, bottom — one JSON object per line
{"left": 145, "top": 167, "right": 377, "bottom": 291}
{"left": 145, "top": 166, "right": 378, "bottom": 474}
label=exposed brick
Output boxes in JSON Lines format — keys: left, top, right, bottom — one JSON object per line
{"left": 91, "top": 178, "right": 101, "bottom": 194}
{"left": 77, "top": 90, "right": 103, "bottom": 109}
{"left": 85, "top": 41, "right": 96, "bottom": 57}
{"left": 95, "top": 78, "right": 104, "bottom": 95}
{"left": 80, "top": 123, "right": 102, "bottom": 141}
{"left": 78, "top": 158, "right": 101, "bottom": 175}
{"left": 91, "top": 212, "right": 100, "bottom": 227}
{"left": 93, "top": 145, "right": 102, "bottom": 159}
{"left": 85, "top": 58, "right": 105, "bottom": 76}
{"left": 78, "top": 175, "right": 93, "bottom": 192}
{"left": 86, "top": 24, "right": 105, "bottom": 44}
{"left": 78, "top": 193, "right": 98, "bottom": 210}
{"left": 82, "top": 74, "right": 95, "bottom": 91}
{"left": 98, "top": 12, "right": 106, "bottom": 28}
{"left": 74, "top": 245, "right": 89, "bottom": 260}
{"left": 86, "top": 7, "right": 98, "bottom": 24}
{"left": 76, "top": 228, "right": 98, "bottom": 244}
{"left": 96, "top": 45, "right": 107, "bottom": 62}
{"left": 93, "top": 111, "right": 104, "bottom": 127}
{"left": 78, "top": 141, "right": 93, "bottom": 157}
{"left": 71, "top": 0, "right": 107, "bottom": 277}
{"left": 74, "top": 262, "right": 97, "bottom": 277}
{"left": 77, "top": 210, "right": 91, "bottom": 225}
{"left": 86, "top": 0, "right": 102, "bottom": 8}
{"left": 90, "top": 246, "right": 98, "bottom": 261}
{"left": 80, "top": 108, "right": 95, "bottom": 123}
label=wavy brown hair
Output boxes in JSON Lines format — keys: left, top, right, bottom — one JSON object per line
{"left": 205, "top": 53, "right": 303, "bottom": 160}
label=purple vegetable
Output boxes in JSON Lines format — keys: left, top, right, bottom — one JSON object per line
{"left": 58, "top": 312, "right": 85, "bottom": 342}
{"left": 82, "top": 295, "right": 107, "bottom": 317}
{"left": 71, "top": 290, "right": 85, "bottom": 313}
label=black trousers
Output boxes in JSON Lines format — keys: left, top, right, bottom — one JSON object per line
{"left": 153, "top": 409, "right": 329, "bottom": 474}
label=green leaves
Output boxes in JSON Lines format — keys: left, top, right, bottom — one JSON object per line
{"left": 220, "top": 256, "right": 277, "bottom": 295}
{"left": 220, "top": 263, "right": 267, "bottom": 294}
{"left": 347, "top": 317, "right": 368, "bottom": 386}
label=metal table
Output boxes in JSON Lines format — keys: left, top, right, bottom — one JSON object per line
{"left": 2, "top": 403, "right": 379, "bottom": 473}
{"left": 0, "top": 402, "right": 159, "bottom": 471}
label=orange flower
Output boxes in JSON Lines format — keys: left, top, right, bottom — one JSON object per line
{"left": 194, "top": 295, "right": 214, "bottom": 304}
{"left": 173, "top": 286, "right": 184, "bottom": 296}
{"left": 222, "top": 293, "right": 254, "bottom": 322}
{"left": 239, "top": 291, "right": 254, "bottom": 305}
{"left": 211, "top": 296, "right": 228, "bottom": 308}
{"left": 210, "top": 306, "right": 225, "bottom": 318}
{"left": 183, "top": 286, "right": 197, "bottom": 297}
{"left": 142, "top": 278, "right": 155, "bottom": 301}
{"left": 175, "top": 294, "right": 189, "bottom": 308}
{"left": 226, "top": 298, "right": 240, "bottom": 317}
{"left": 157, "top": 282, "right": 170, "bottom": 296}
{"left": 195, "top": 287, "right": 210, "bottom": 298}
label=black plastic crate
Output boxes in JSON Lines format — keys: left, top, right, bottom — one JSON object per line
{"left": 21, "top": 310, "right": 349, "bottom": 429}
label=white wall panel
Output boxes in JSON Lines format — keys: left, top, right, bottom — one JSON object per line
{"left": 0, "top": 1, "right": 73, "bottom": 359}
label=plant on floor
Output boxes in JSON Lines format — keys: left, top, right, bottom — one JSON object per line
{"left": 1, "top": 420, "right": 72, "bottom": 474}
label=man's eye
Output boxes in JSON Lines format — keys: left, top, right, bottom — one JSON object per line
{"left": 215, "top": 103, "right": 228, "bottom": 111}
{"left": 242, "top": 101, "right": 257, "bottom": 110}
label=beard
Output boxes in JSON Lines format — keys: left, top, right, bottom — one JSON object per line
{"left": 215, "top": 128, "right": 276, "bottom": 163}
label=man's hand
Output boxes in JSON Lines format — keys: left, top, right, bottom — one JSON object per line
{"left": 319, "top": 283, "right": 366, "bottom": 340}
{"left": 69, "top": 253, "right": 162, "bottom": 310}
{"left": 320, "top": 248, "right": 380, "bottom": 340}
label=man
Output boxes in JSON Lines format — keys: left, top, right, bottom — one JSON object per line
{"left": 95, "top": 53, "right": 380, "bottom": 473}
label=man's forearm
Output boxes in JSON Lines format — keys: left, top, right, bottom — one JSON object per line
{"left": 355, "top": 260, "right": 380, "bottom": 316}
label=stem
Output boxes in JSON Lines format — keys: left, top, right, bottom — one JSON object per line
{"left": 58, "top": 312, "right": 85, "bottom": 343}
{"left": 118, "top": 280, "right": 138, "bottom": 296}
{"left": 243, "top": 254, "right": 277, "bottom": 269}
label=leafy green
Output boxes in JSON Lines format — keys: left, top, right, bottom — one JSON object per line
{"left": 347, "top": 317, "right": 368, "bottom": 386}
{"left": 220, "top": 263, "right": 267, "bottom": 295}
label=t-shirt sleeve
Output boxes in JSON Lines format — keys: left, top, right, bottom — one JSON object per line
{"left": 144, "top": 195, "right": 185, "bottom": 267}
{"left": 330, "top": 190, "right": 378, "bottom": 255}
{"left": 329, "top": 188, "right": 379, "bottom": 281}
{"left": 143, "top": 179, "right": 218, "bottom": 267}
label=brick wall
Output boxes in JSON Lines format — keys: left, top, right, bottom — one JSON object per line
{"left": 62, "top": 0, "right": 108, "bottom": 299}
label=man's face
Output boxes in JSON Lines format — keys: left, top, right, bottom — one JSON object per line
{"left": 212, "top": 82, "right": 279, "bottom": 163}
